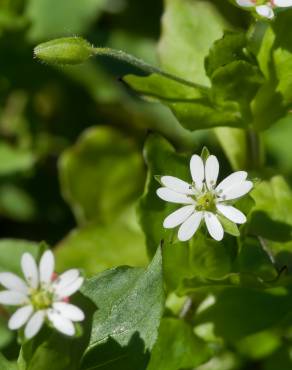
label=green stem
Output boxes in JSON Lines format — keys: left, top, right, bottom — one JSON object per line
{"left": 93, "top": 47, "right": 209, "bottom": 92}
{"left": 246, "top": 127, "right": 262, "bottom": 170}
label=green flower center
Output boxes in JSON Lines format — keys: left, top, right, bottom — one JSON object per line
{"left": 195, "top": 191, "right": 216, "bottom": 212}
{"left": 30, "top": 289, "right": 54, "bottom": 310}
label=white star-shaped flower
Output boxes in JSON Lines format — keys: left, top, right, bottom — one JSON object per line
{"left": 236, "top": 0, "right": 292, "bottom": 19}
{"left": 0, "top": 250, "right": 85, "bottom": 339}
{"left": 156, "top": 154, "right": 253, "bottom": 242}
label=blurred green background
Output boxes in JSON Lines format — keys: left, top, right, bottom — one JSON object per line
{"left": 0, "top": 0, "right": 291, "bottom": 268}
{"left": 2, "top": 0, "right": 292, "bottom": 368}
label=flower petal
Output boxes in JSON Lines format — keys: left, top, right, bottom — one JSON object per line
{"left": 216, "top": 171, "right": 247, "bottom": 194}
{"left": 8, "top": 305, "right": 33, "bottom": 330}
{"left": 274, "top": 0, "right": 292, "bottom": 6}
{"left": 160, "top": 176, "right": 194, "bottom": 195}
{"left": 205, "top": 155, "right": 219, "bottom": 190}
{"left": 0, "top": 273, "right": 28, "bottom": 294}
{"left": 53, "top": 302, "right": 84, "bottom": 322}
{"left": 163, "top": 205, "right": 195, "bottom": 229}
{"left": 220, "top": 181, "right": 253, "bottom": 201}
{"left": 256, "top": 5, "right": 274, "bottom": 18}
{"left": 178, "top": 211, "right": 203, "bottom": 241}
{"left": 47, "top": 310, "right": 75, "bottom": 336}
{"left": 53, "top": 269, "right": 79, "bottom": 291}
{"left": 21, "top": 253, "right": 39, "bottom": 289}
{"left": 156, "top": 187, "right": 194, "bottom": 204}
{"left": 39, "top": 250, "right": 55, "bottom": 285}
{"left": 0, "top": 291, "right": 28, "bottom": 305}
{"left": 190, "top": 155, "right": 204, "bottom": 191}
{"left": 217, "top": 204, "right": 247, "bottom": 224}
{"left": 236, "top": 0, "right": 255, "bottom": 7}
{"left": 56, "top": 277, "right": 84, "bottom": 298}
{"left": 204, "top": 212, "right": 224, "bottom": 241}
{"left": 24, "top": 310, "right": 45, "bottom": 339}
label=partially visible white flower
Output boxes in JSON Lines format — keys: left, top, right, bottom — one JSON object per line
{"left": 0, "top": 250, "right": 84, "bottom": 339}
{"left": 156, "top": 154, "right": 253, "bottom": 242}
{"left": 235, "top": 0, "right": 292, "bottom": 19}
{"left": 236, "top": 0, "right": 275, "bottom": 19}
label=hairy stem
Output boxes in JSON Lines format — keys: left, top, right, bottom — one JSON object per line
{"left": 93, "top": 47, "right": 209, "bottom": 92}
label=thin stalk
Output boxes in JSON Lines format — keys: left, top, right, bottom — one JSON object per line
{"left": 246, "top": 127, "right": 262, "bottom": 169}
{"left": 93, "top": 47, "right": 209, "bottom": 92}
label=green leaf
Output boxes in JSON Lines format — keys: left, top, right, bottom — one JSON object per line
{"left": 146, "top": 318, "right": 211, "bottom": 370}
{"left": 124, "top": 74, "right": 244, "bottom": 131}
{"left": 189, "top": 233, "right": 233, "bottom": 280}
{"left": 138, "top": 134, "right": 190, "bottom": 256}
{"left": 158, "top": 0, "right": 232, "bottom": 85}
{"left": 235, "top": 237, "right": 277, "bottom": 281}
{"left": 205, "top": 31, "right": 248, "bottom": 78}
{"left": 214, "top": 127, "right": 247, "bottom": 170}
{"left": 0, "top": 143, "right": 34, "bottom": 176}
{"left": 0, "top": 354, "right": 17, "bottom": 370}
{"left": 217, "top": 214, "right": 240, "bottom": 237}
{"left": 56, "top": 211, "right": 148, "bottom": 277}
{"left": 196, "top": 287, "right": 292, "bottom": 342}
{"left": 81, "top": 247, "right": 164, "bottom": 370}
{"left": 123, "top": 73, "right": 203, "bottom": 102}
{"left": 211, "top": 60, "right": 263, "bottom": 120}
{"left": 248, "top": 176, "right": 292, "bottom": 241}
{"left": 59, "top": 126, "right": 145, "bottom": 225}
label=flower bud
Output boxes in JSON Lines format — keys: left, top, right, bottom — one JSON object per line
{"left": 34, "top": 37, "right": 94, "bottom": 65}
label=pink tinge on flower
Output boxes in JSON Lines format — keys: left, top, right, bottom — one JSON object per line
{"left": 0, "top": 250, "right": 85, "bottom": 340}
{"left": 51, "top": 272, "right": 58, "bottom": 281}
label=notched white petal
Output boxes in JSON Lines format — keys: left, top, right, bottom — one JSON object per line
{"left": 21, "top": 253, "right": 39, "bottom": 289}
{"left": 161, "top": 176, "right": 194, "bottom": 195}
{"left": 274, "top": 0, "right": 292, "bottom": 7}
{"left": 163, "top": 205, "right": 195, "bottom": 229}
{"left": 216, "top": 171, "right": 247, "bottom": 194}
{"left": 156, "top": 187, "right": 194, "bottom": 204}
{"left": 8, "top": 305, "right": 33, "bottom": 330}
{"left": 0, "top": 272, "right": 28, "bottom": 294}
{"left": 204, "top": 212, "right": 224, "bottom": 241}
{"left": 0, "top": 290, "right": 28, "bottom": 305}
{"left": 24, "top": 310, "right": 45, "bottom": 339}
{"left": 178, "top": 211, "right": 203, "bottom": 241}
{"left": 236, "top": 0, "right": 255, "bottom": 7}
{"left": 205, "top": 155, "right": 219, "bottom": 190}
{"left": 220, "top": 181, "right": 253, "bottom": 201}
{"left": 39, "top": 250, "right": 55, "bottom": 284}
{"left": 190, "top": 155, "right": 204, "bottom": 191}
{"left": 217, "top": 204, "right": 247, "bottom": 224}
{"left": 53, "top": 302, "right": 85, "bottom": 322}
{"left": 48, "top": 310, "right": 75, "bottom": 336}
{"left": 256, "top": 4, "right": 274, "bottom": 19}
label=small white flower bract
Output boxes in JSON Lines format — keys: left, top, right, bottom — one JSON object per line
{"left": 235, "top": 0, "right": 292, "bottom": 19}
{"left": 0, "top": 250, "right": 85, "bottom": 339}
{"left": 156, "top": 154, "right": 253, "bottom": 242}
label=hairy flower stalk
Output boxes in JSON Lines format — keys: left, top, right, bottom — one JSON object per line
{"left": 157, "top": 154, "right": 253, "bottom": 241}
{"left": 236, "top": 0, "right": 292, "bottom": 19}
{"left": 0, "top": 250, "right": 84, "bottom": 339}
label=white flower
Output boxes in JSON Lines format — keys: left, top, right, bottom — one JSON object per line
{"left": 236, "top": 0, "right": 274, "bottom": 18}
{"left": 156, "top": 154, "right": 253, "bottom": 242}
{"left": 236, "top": 0, "right": 292, "bottom": 19}
{"left": 0, "top": 250, "right": 85, "bottom": 339}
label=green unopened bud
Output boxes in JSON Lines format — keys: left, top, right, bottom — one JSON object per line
{"left": 34, "top": 37, "right": 94, "bottom": 65}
